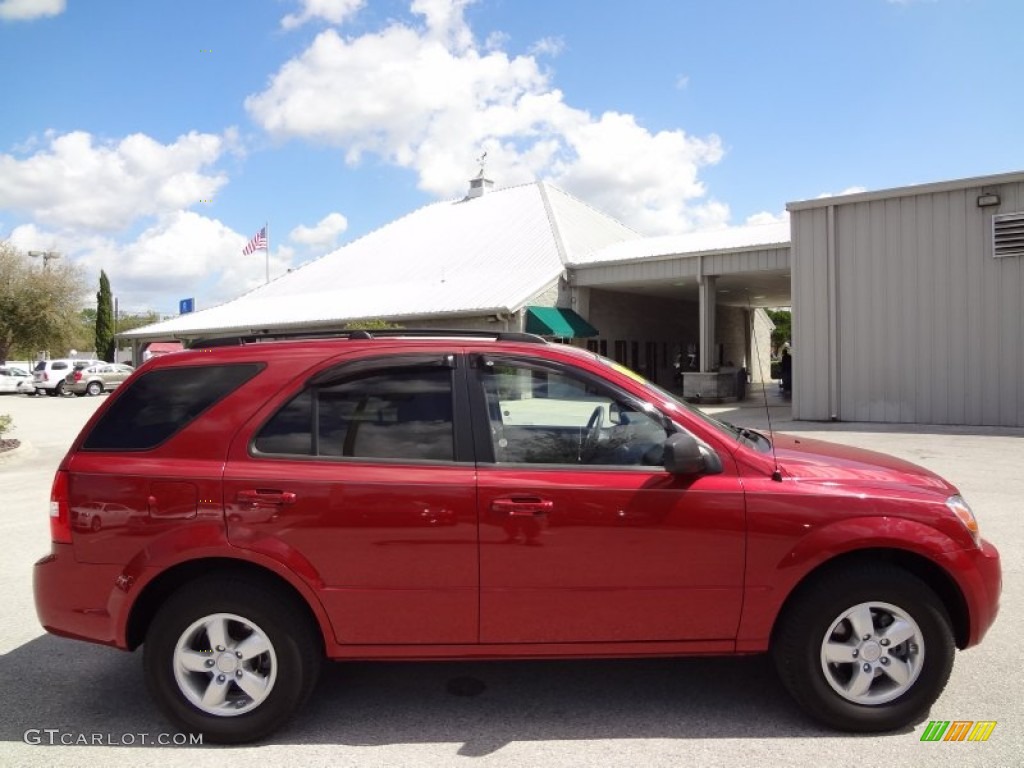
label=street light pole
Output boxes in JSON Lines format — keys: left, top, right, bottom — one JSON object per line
{"left": 27, "top": 250, "right": 61, "bottom": 269}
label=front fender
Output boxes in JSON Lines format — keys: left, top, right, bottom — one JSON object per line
{"left": 736, "top": 516, "right": 969, "bottom": 651}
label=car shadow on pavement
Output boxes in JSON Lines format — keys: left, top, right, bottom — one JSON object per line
{"left": 0, "top": 633, "right": 895, "bottom": 754}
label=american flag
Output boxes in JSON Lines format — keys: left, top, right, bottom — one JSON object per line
{"left": 242, "top": 226, "right": 267, "bottom": 255}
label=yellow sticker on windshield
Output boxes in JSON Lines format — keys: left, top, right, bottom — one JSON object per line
{"left": 608, "top": 360, "right": 649, "bottom": 385}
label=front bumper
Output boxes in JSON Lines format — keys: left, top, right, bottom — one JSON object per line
{"left": 952, "top": 537, "right": 1001, "bottom": 648}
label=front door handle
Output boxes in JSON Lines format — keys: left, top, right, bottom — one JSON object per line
{"left": 491, "top": 497, "right": 553, "bottom": 517}
{"left": 237, "top": 489, "right": 297, "bottom": 507}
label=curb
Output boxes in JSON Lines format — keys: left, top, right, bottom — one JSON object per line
{"left": 0, "top": 439, "right": 38, "bottom": 465}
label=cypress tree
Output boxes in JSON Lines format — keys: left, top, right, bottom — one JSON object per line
{"left": 95, "top": 271, "right": 115, "bottom": 362}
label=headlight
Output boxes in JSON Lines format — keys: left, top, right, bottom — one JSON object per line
{"left": 946, "top": 495, "right": 980, "bottom": 546}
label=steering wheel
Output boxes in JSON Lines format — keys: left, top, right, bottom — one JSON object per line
{"left": 581, "top": 405, "right": 604, "bottom": 461}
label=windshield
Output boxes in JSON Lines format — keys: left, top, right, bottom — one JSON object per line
{"left": 588, "top": 352, "right": 772, "bottom": 451}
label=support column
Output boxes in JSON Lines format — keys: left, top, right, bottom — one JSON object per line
{"left": 698, "top": 274, "right": 716, "bottom": 372}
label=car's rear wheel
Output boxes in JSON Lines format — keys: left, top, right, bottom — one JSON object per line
{"left": 86, "top": 381, "right": 103, "bottom": 396}
{"left": 53, "top": 381, "right": 65, "bottom": 396}
{"left": 772, "top": 563, "right": 954, "bottom": 732}
{"left": 144, "top": 577, "right": 320, "bottom": 744}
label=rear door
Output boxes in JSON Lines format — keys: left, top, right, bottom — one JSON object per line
{"left": 223, "top": 351, "right": 480, "bottom": 645}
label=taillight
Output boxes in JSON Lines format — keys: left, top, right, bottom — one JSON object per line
{"left": 74, "top": 371, "right": 83, "bottom": 382}
{"left": 41, "top": 372, "right": 49, "bottom": 381}
{"left": 49, "top": 470, "right": 72, "bottom": 544}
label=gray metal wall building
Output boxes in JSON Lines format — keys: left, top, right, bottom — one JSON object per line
{"left": 789, "top": 171, "right": 1024, "bottom": 427}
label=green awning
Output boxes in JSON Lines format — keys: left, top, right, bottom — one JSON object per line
{"left": 525, "top": 306, "right": 599, "bottom": 338}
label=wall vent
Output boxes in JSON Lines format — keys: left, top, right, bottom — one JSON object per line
{"left": 993, "top": 211, "right": 1024, "bottom": 258}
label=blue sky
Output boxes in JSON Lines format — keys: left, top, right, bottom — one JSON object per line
{"left": 1, "top": 0, "right": 1020, "bottom": 315}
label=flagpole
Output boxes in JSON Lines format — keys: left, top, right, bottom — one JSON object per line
{"left": 265, "top": 220, "right": 270, "bottom": 284}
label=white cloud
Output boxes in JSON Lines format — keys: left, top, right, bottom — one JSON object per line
{"left": 0, "top": 0, "right": 65, "bottom": 22}
{"left": 247, "top": 0, "right": 726, "bottom": 235}
{"left": 816, "top": 185, "right": 867, "bottom": 199}
{"left": 674, "top": 74, "right": 690, "bottom": 90}
{"left": 745, "top": 210, "right": 789, "bottom": 226}
{"left": 11, "top": 213, "right": 295, "bottom": 312}
{"left": 281, "top": 0, "right": 365, "bottom": 30}
{"left": 0, "top": 130, "right": 228, "bottom": 231}
{"left": 528, "top": 36, "right": 564, "bottom": 57}
{"left": 289, "top": 212, "right": 349, "bottom": 247}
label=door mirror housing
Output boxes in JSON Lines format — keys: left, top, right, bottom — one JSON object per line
{"left": 663, "top": 432, "right": 722, "bottom": 476}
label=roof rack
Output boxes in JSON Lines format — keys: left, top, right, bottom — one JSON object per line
{"left": 188, "top": 329, "right": 548, "bottom": 349}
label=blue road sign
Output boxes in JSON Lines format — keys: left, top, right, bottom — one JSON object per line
{"left": 179, "top": 298, "right": 194, "bottom": 314}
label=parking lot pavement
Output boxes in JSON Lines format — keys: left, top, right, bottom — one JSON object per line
{"left": 0, "top": 393, "right": 1020, "bottom": 767}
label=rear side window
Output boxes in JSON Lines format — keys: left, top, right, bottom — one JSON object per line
{"left": 52, "top": 361, "right": 68, "bottom": 371}
{"left": 82, "top": 364, "right": 262, "bottom": 451}
{"left": 254, "top": 367, "right": 455, "bottom": 462}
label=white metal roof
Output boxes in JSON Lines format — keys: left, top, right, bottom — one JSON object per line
{"left": 124, "top": 181, "right": 640, "bottom": 339}
{"left": 787, "top": 169, "right": 1024, "bottom": 211}
{"left": 570, "top": 220, "right": 791, "bottom": 267}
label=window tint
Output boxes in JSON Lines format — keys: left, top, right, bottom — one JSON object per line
{"left": 52, "top": 361, "right": 68, "bottom": 371}
{"left": 481, "top": 362, "right": 669, "bottom": 467}
{"left": 82, "top": 364, "right": 262, "bottom": 451}
{"left": 254, "top": 367, "right": 455, "bottom": 462}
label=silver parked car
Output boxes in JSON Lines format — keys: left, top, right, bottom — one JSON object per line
{"left": 64, "top": 363, "right": 134, "bottom": 396}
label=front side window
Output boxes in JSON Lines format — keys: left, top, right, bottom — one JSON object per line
{"left": 254, "top": 366, "right": 455, "bottom": 462}
{"left": 479, "top": 360, "right": 670, "bottom": 467}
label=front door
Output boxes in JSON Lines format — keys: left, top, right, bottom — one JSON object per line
{"left": 470, "top": 355, "right": 746, "bottom": 644}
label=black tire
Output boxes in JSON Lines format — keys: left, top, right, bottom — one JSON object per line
{"left": 144, "top": 576, "right": 321, "bottom": 744}
{"left": 46, "top": 387, "right": 59, "bottom": 397}
{"left": 86, "top": 381, "right": 102, "bottom": 396}
{"left": 90, "top": 516, "right": 101, "bottom": 532}
{"left": 54, "top": 381, "right": 65, "bottom": 396}
{"left": 772, "top": 563, "right": 954, "bottom": 732}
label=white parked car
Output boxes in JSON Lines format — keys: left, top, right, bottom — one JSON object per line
{"left": 0, "top": 366, "right": 35, "bottom": 394}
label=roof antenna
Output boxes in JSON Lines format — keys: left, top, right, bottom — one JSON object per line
{"left": 476, "top": 150, "right": 487, "bottom": 177}
{"left": 747, "top": 293, "right": 783, "bottom": 482}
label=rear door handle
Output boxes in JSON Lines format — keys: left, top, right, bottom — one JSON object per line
{"left": 237, "top": 489, "right": 297, "bottom": 507}
{"left": 491, "top": 497, "right": 553, "bottom": 517}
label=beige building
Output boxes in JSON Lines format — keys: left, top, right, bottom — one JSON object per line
{"left": 789, "top": 170, "right": 1024, "bottom": 427}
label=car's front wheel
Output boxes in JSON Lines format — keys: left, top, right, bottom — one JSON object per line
{"left": 144, "top": 576, "right": 321, "bottom": 744}
{"left": 773, "top": 563, "right": 954, "bottom": 732}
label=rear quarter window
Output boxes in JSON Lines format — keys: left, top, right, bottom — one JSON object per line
{"left": 81, "top": 363, "right": 263, "bottom": 451}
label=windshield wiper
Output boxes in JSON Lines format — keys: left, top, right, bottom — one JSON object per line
{"left": 720, "top": 420, "right": 771, "bottom": 449}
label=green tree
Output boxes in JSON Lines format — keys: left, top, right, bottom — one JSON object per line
{"left": 342, "top": 319, "right": 403, "bottom": 331}
{"left": 114, "top": 310, "right": 162, "bottom": 333}
{"left": 0, "top": 241, "right": 88, "bottom": 361}
{"left": 766, "top": 309, "right": 792, "bottom": 356}
{"left": 95, "top": 270, "right": 115, "bottom": 362}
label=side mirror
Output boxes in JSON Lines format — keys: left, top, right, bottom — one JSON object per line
{"left": 663, "top": 432, "right": 722, "bottom": 476}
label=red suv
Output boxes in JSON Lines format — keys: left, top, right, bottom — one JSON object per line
{"left": 33, "top": 331, "right": 1001, "bottom": 743}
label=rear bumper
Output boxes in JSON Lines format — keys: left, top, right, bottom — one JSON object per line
{"left": 33, "top": 544, "right": 127, "bottom": 648}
